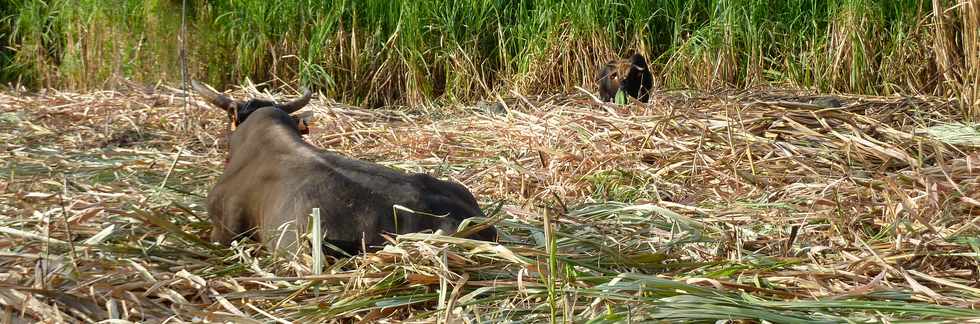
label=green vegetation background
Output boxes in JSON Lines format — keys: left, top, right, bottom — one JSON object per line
{"left": 2, "top": 0, "right": 976, "bottom": 110}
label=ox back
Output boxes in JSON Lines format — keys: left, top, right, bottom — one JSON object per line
{"left": 196, "top": 82, "right": 496, "bottom": 256}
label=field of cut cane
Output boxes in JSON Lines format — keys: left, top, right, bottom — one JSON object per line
{"left": 1, "top": 84, "right": 979, "bottom": 322}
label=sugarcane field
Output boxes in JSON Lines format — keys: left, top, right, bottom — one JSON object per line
{"left": 1, "top": 1, "right": 979, "bottom": 323}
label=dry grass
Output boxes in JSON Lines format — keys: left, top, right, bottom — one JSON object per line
{"left": 1, "top": 84, "right": 979, "bottom": 322}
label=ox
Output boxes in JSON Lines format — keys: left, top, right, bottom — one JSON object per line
{"left": 193, "top": 81, "right": 497, "bottom": 256}
{"left": 596, "top": 53, "right": 653, "bottom": 103}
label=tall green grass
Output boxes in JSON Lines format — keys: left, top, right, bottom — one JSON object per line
{"left": 2, "top": 0, "right": 977, "bottom": 112}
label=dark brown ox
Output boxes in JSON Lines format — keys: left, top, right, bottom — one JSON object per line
{"left": 597, "top": 60, "right": 627, "bottom": 103}
{"left": 596, "top": 53, "right": 653, "bottom": 103}
{"left": 193, "top": 81, "right": 497, "bottom": 256}
{"left": 621, "top": 53, "right": 653, "bottom": 103}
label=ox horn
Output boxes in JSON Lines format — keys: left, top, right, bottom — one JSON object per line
{"left": 276, "top": 88, "right": 312, "bottom": 114}
{"left": 191, "top": 80, "right": 236, "bottom": 112}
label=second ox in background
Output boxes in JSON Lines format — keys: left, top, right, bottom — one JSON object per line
{"left": 597, "top": 53, "right": 653, "bottom": 103}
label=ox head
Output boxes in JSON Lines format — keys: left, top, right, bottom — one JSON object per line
{"left": 192, "top": 80, "right": 313, "bottom": 134}
{"left": 628, "top": 53, "right": 648, "bottom": 74}
{"left": 597, "top": 60, "right": 631, "bottom": 102}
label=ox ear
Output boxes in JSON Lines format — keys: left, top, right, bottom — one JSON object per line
{"left": 291, "top": 111, "right": 314, "bottom": 135}
{"left": 276, "top": 88, "right": 312, "bottom": 114}
{"left": 192, "top": 80, "right": 236, "bottom": 112}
